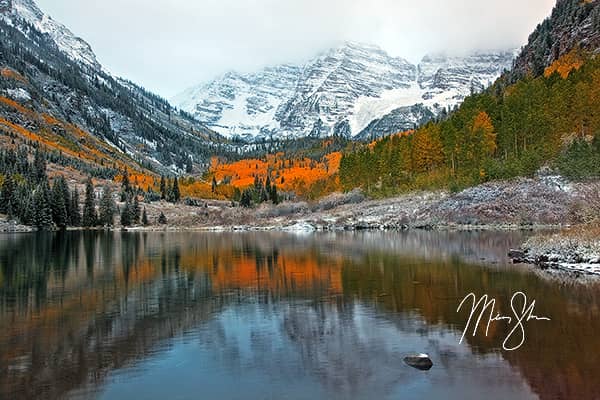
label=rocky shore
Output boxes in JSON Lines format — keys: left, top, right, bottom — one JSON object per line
{"left": 510, "top": 227, "right": 600, "bottom": 276}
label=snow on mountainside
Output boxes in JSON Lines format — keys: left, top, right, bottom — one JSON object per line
{"left": 174, "top": 43, "right": 517, "bottom": 141}
{"left": 175, "top": 65, "right": 302, "bottom": 140}
{"left": 1, "top": 0, "right": 227, "bottom": 174}
{"left": 0, "top": 0, "right": 100, "bottom": 69}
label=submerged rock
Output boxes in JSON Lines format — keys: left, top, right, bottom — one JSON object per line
{"left": 403, "top": 353, "right": 433, "bottom": 371}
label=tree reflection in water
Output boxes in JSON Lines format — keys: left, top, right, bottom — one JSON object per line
{"left": 0, "top": 231, "right": 598, "bottom": 399}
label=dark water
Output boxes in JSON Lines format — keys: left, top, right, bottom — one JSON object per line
{"left": 1, "top": 231, "right": 599, "bottom": 400}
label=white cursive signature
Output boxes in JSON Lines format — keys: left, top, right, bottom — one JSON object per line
{"left": 456, "top": 292, "right": 551, "bottom": 351}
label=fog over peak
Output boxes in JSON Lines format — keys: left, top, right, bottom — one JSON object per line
{"left": 37, "top": 0, "right": 556, "bottom": 98}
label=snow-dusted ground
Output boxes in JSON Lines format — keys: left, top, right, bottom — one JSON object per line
{"left": 514, "top": 228, "right": 600, "bottom": 276}
{"left": 137, "top": 175, "right": 595, "bottom": 233}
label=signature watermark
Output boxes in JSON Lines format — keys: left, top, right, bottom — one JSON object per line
{"left": 457, "top": 292, "right": 551, "bottom": 351}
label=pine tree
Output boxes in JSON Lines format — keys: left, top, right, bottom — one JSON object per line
{"left": 120, "top": 200, "right": 132, "bottom": 227}
{"left": 122, "top": 168, "right": 130, "bottom": 193}
{"left": 99, "top": 186, "right": 116, "bottom": 226}
{"left": 158, "top": 211, "right": 167, "bottom": 225}
{"left": 270, "top": 184, "right": 280, "bottom": 205}
{"left": 33, "top": 148, "right": 47, "bottom": 184}
{"left": 265, "top": 176, "right": 272, "bottom": 200}
{"left": 51, "top": 177, "right": 69, "bottom": 228}
{"left": 132, "top": 196, "right": 141, "bottom": 224}
{"left": 82, "top": 178, "right": 97, "bottom": 227}
{"left": 69, "top": 189, "right": 81, "bottom": 227}
{"left": 171, "top": 177, "right": 181, "bottom": 202}
{"left": 260, "top": 186, "right": 269, "bottom": 203}
{"left": 33, "top": 183, "right": 53, "bottom": 230}
{"left": 142, "top": 207, "right": 149, "bottom": 226}
{"left": 0, "top": 174, "right": 15, "bottom": 214}
{"left": 240, "top": 189, "right": 252, "bottom": 208}
{"left": 160, "top": 175, "right": 167, "bottom": 200}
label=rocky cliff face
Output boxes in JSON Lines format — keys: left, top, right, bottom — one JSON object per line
{"left": 509, "top": 0, "right": 600, "bottom": 81}
{"left": 174, "top": 43, "right": 516, "bottom": 142}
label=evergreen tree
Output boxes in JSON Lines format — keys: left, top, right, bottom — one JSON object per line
{"left": 132, "top": 196, "right": 141, "bottom": 224}
{"left": 99, "top": 186, "right": 116, "bottom": 226}
{"left": 82, "top": 178, "right": 97, "bottom": 227}
{"left": 158, "top": 211, "right": 167, "bottom": 225}
{"left": 265, "top": 176, "right": 272, "bottom": 199}
{"left": 50, "top": 180, "right": 68, "bottom": 229}
{"left": 33, "top": 148, "right": 47, "bottom": 183}
{"left": 122, "top": 168, "right": 130, "bottom": 193}
{"left": 270, "top": 184, "right": 280, "bottom": 205}
{"left": 142, "top": 207, "right": 149, "bottom": 226}
{"left": 240, "top": 189, "right": 252, "bottom": 208}
{"left": 0, "top": 174, "right": 15, "bottom": 214}
{"left": 69, "top": 189, "right": 81, "bottom": 227}
{"left": 160, "top": 175, "right": 167, "bottom": 200}
{"left": 171, "top": 177, "right": 181, "bottom": 202}
{"left": 260, "top": 186, "right": 269, "bottom": 203}
{"left": 120, "top": 200, "right": 132, "bottom": 227}
{"left": 33, "top": 183, "right": 53, "bottom": 230}
{"left": 51, "top": 177, "right": 69, "bottom": 228}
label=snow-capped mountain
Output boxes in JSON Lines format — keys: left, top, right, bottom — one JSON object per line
{"left": 1, "top": 0, "right": 100, "bottom": 69}
{"left": 174, "top": 43, "right": 516, "bottom": 141}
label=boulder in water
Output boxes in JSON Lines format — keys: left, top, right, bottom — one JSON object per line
{"left": 404, "top": 353, "right": 433, "bottom": 371}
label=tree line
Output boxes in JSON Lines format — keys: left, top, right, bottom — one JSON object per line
{"left": 0, "top": 147, "right": 171, "bottom": 230}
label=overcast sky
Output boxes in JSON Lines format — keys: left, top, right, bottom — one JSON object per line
{"left": 36, "top": 0, "right": 556, "bottom": 99}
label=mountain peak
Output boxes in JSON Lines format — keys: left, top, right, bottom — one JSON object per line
{"left": 174, "top": 44, "right": 515, "bottom": 141}
{"left": 1, "top": 0, "right": 100, "bottom": 69}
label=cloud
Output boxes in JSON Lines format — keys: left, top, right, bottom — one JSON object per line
{"left": 36, "top": 0, "right": 556, "bottom": 98}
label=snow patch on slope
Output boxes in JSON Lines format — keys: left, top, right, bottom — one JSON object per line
{"left": 349, "top": 83, "right": 424, "bottom": 135}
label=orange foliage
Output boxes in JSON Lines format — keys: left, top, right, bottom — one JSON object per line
{"left": 0, "top": 96, "right": 31, "bottom": 115}
{"left": 180, "top": 180, "right": 221, "bottom": 199}
{"left": 471, "top": 111, "right": 497, "bottom": 156}
{"left": 0, "top": 67, "right": 28, "bottom": 83}
{"left": 114, "top": 172, "right": 157, "bottom": 191}
{"left": 210, "top": 151, "right": 342, "bottom": 197}
{"left": 544, "top": 49, "right": 585, "bottom": 79}
{"left": 0, "top": 97, "right": 155, "bottom": 182}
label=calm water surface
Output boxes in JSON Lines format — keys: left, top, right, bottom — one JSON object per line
{"left": 1, "top": 231, "right": 599, "bottom": 400}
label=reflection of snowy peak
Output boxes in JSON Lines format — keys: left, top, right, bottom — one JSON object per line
{"left": 1, "top": 0, "right": 100, "bottom": 69}
{"left": 174, "top": 43, "right": 516, "bottom": 141}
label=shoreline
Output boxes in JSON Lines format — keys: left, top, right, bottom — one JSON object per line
{"left": 2, "top": 175, "right": 598, "bottom": 276}
{"left": 509, "top": 226, "right": 600, "bottom": 276}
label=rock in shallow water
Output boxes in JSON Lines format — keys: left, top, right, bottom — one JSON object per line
{"left": 403, "top": 353, "right": 433, "bottom": 371}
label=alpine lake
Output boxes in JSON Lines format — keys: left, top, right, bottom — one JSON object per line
{"left": 1, "top": 230, "right": 598, "bottom": 400}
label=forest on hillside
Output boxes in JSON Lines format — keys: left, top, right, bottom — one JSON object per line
{"left": 338, "top": 51, "right": 600, "bottom": 197}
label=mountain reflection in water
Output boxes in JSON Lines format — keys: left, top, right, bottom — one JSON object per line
{"left": 0, "top": 231, "right": 598, "bottom": 400}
